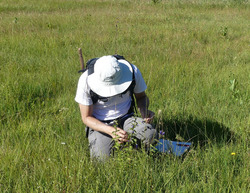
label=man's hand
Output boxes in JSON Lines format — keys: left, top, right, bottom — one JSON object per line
{"left": 80, "top": 104, "right": 128, "bottom": 143}
{"left": 143, "top": 110, "right": 155, "bottom": 123}
{"left": 111, "top": 127, "right": 128, "bottom": 144}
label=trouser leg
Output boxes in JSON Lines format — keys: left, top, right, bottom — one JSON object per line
{"left": 87, "top": 128, "right": 114, "bottom": 161}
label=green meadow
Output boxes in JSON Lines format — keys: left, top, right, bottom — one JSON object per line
{"left": 0, "top": 0, "right": 249, "bottom": 192}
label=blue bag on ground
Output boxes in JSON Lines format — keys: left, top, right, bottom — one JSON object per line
{"left": 155, "top": 139, "right": 192, "bottom": 156}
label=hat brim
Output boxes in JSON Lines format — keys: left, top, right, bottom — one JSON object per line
{"left": 87, "top": 59, "right": 133, "bottom": 97}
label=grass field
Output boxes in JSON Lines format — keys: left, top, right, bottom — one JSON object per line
{"left": 0, "top": 0, "right": 249, "bottom": 192}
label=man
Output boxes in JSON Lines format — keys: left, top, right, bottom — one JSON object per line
{"left": 75, "top": 55, "right": 156, "bottom": 160}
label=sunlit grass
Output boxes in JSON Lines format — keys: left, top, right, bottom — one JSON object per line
{"left": 0, "top": 0, "right": 249, "bottom": 192}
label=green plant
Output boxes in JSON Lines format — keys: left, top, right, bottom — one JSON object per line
{"left": 0, "top": 0, "right": 249, "bottom": 192}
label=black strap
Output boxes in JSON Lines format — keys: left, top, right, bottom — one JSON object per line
{"left": 86, "top": 127, "right": 90, "bottom": 138}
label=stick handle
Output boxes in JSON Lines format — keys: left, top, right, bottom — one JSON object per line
{"left": 78, "top": 48, "right": 84, "bottom": 70}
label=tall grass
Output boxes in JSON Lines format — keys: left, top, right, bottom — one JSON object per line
{"left": 0, "top": 0, "right": 249, "bottom": 192}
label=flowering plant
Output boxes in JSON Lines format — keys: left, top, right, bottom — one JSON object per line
{"left": 159, "top": 130, "right": 165, "bottom": 139}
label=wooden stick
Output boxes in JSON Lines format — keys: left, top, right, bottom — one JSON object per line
{"left": 78, "top": 48, "right": 84, "bottom": 70}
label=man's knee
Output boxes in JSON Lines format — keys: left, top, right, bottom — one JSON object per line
{"left": 140, "top": 124, "right": 156, "bottom": 144}
{"left": 124, "top": 117, "right": 156, "bottom": 144}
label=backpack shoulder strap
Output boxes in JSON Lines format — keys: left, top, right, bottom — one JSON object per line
{"left": 127, "top": 65, "right": 136, "bottom": 114}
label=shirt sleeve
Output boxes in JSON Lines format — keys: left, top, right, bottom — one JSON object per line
{"left": 74, "top": 72, "right": 93, "bottom": 105}
{"left": 132, "top": 64, "right": 147, "bottom": 94}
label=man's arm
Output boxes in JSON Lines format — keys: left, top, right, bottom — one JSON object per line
{"left": 79, "top": 104, "right": 128, "bottom": 143}
{"left": 134, "top": 91, "right": 155, "bottom": 123}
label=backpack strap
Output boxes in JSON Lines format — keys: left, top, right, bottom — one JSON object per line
{"left": 127, "top": 66, "right": 136, "bottom": 114}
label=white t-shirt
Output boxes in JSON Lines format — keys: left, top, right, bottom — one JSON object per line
{"left": 75, "top": 64, "right": 147, "bottom": 121}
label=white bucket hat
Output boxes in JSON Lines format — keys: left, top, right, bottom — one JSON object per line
{"left": 87, "top": 55, "right": 133, "bottom": 97}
